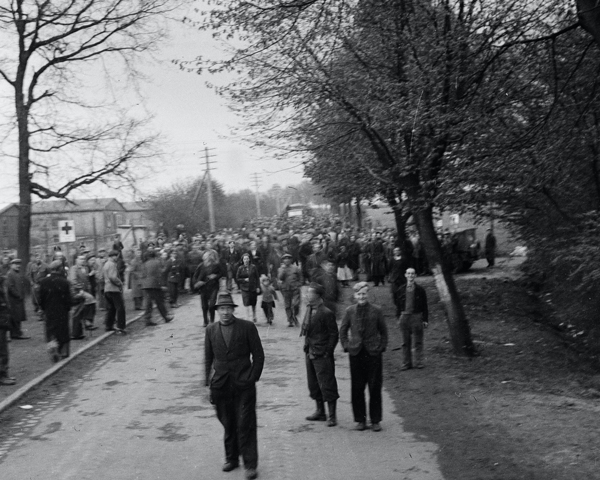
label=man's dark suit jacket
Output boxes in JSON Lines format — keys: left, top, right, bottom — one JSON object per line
{"left": 301, "top": 303, "right": 338, "bottom": 358}
{"left": 340, "top": 303, "right": 388, "bottom": 356}
{"left": 205, "top": 316, "right": 265, "bottom": 391}
{"left": 396, "top": 283, "right": 429, "bottom": 323}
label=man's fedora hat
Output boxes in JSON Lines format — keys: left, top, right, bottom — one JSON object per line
{"left": 214, "top": 292, "right": 238, "bottom": 308}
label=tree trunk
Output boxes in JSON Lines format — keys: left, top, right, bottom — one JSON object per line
{"left": 412, "top": 206, "right": 476, "bottom": 357}
{"left": 15, "top": 77, "right": 31, "bottom": 264}
{"left": 355, "top": 197, "right": 362, "bottom": 229}
{"left": 577, "top": 0, "right": 600, "bottom": 48}
{"left": 387, "top": 195, "right": 410, "bottom": 255}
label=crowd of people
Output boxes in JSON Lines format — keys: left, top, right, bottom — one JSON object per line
{"left": 0, "top": 210, "right": 441, "bottom": 480}
{"left": 0, "top": 211, "right": 437, "bottom": 387}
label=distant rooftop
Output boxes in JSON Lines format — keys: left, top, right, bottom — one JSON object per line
{"left": 32, "top": 198, "right": 125, "bottom": 214}
{"left": 121, "top": 201, "right": 153, "bottom": 211}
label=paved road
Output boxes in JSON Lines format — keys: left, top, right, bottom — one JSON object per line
{"left": 0, "top": 292, "right": 443, "bottom": 480}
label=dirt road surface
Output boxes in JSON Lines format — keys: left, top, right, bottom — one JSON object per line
{"left": 0, "top": 289, "right": 443, "bottom": 480}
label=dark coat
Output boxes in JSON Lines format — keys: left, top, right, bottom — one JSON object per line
{"left": 396, "top": 283, "right": 429, "bottom": 323}
{"left": 388, "top": 257, "right": 413, "bottom": 286}
{"left": 236, "top": 264, "right": 259, "bottom": 292}
{"left": 346, "top": 242, "right": 361, "bottom": 271}
{"left": 204, "top": 316, "right": 265, "bottom": 390}
{"left": 193, "top": 263, "right": 223, "bottom": 296}
{"left": 164, "top": 258, "right": 182, "bottom": 284}
{"left": 7, "top": 269, "right": 27, "bottom": 324}
{"left": 141, "top": 257, "right": 165, "bottom": 289}
{"left": 301, "top": 302, "right": 338, "bottom": 357}
{"left": 0, "top": 277, "right": 10, "bottom": 330}
{"left": 340, "top": 303, "right": 388, "bottom": 356}
{"left": 222, "top": 247, "right": 243, "bottom": 269}
{"left": 39, "top": 273, "right": 72, "bottom": 345}
{"left": 369, "top": 240, "right": 388, "bottom": 277}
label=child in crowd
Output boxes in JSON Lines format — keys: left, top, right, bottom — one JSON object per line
{"left": 260, "top": 274, "right": 277, "bottom": 325}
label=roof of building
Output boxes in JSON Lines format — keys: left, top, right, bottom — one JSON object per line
{"left": 0, "top": 204, "right": 18, "bottom": 216}
{"left": 121, "top": 201, "right": 153, "bottom": 211}
{"left": 32, "top": 198, "right": 126, "bottom": 214}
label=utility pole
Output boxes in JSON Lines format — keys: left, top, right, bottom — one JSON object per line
{"left": 251, "top": 172, "right": 261, "bottom": 217}
{"left": 203, "top": 147, "right": 217, "bottom": 232}
{"left": 272, "top": 184, "right": 281, "bottom": 215}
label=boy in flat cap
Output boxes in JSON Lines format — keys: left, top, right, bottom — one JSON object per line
{"left": 301, "top": 282, "right": 339, "bottom": 427}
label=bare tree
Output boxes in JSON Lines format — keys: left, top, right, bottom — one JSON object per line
{"left": 0, "top": 0, "right": 176, "bottom": 261}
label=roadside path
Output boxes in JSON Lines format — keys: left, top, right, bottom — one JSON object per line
{"left": 0, "top": 290, "right": 443, "bottom": 480}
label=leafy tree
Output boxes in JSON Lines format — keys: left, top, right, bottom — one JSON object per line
{"left": 190, "top": 0, "right": 571, "bottom": 356}
{"left": 0, "top": 0, "right": 175, "bottom": 262}
{"left": 148, "top": 177, "right": 233, "bottom": 234}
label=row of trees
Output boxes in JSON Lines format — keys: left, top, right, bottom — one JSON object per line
{"left": 186, "top": 1, "right": 600, "bottom": 356}
{"left": 146, "top": 179, "right": 328, "bottom": 233}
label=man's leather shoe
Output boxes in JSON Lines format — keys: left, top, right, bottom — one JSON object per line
{"left": 354, "top": 422, "right": 367, "bottom": 431}
{"left": 85, "top": 325, "right": 98, "bottom": 331}
{"left": 372, "top": 422, "right": 382, "bottom": 432}
{"left": 0, "top": 377, "right": 16, "bottom": 385}
{"left": 12, "top": 335, "right": 31, "bottom": 340}
{"left": 222, "top": 462, "right": 239, "bottom": 472}
{"left": 71, "top": 335, "right": 85, "bottom": 340}
{"left": 145, "top": 322, "right": 158, "bottom": 327}
{"left": 400, "top": 364, "right": 412, "bottom": 371}
{"left": 165, "top": 315, "right": 174, "bottom": 323}
{"left": 245, "top": 468, "right": 258, "bottom": 479}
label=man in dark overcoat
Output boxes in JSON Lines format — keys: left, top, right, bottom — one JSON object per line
{"left": 340, "top": 282, "right": 388, "bottom": 432}
{"left": 205, "top": 292, "right": 264, "bottom": 480}
{"left": 39, "top": 261, "right": 73, "bottom": 362}
{"left": 388, "top": 247, "right": 413, "bottom": 317}
{"left": 0, "top": 275, "right": 16, "bottom": 385}
{"left": 396, "top": 268, "right": 429, "bottom": 370}
{"left": 301, "top": 282, "right": 339, "bottom": 427}
{"left": 485, "top": 227, "right": 497, "bottom": 267}
{"left": 369, "top": 233, "right": 388, "bottom": 286}
{"left": 7, "top": 259, "right": 30, "bottom": 340}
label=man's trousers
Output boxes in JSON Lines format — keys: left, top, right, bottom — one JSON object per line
{"left": 399, "top": 313, "right": 424, "bottom": 368}
{"left": 213, "top": 385, "right": 258, "bottom": 469}
{"left": 349, "top": 349, "right": 383, "bottom": 424}
{"left": 104, "top": 291, "right": 126, "bottom": 330}
{"left": 305, "top": 354, "right": 339, "bottom": 403}
{"left": 144, "top": 289, "right": 170, "bottom": 323}
{"left": 282, "top": 289, "right": 300, "bottom": 325}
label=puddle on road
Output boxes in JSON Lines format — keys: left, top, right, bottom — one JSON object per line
{"left": 288, "top": 424, "right": 314, "bottom": 433}
{"left": 156, "top": 422, "right": 189, "bottom": 442}
{"left": 104, "top": 380, "right": 122, "bottom": 387}
{"left": 125, "top": 420, "right": 151, "bottom": 430}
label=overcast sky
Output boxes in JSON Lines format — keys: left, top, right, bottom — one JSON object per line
{"left": 0, "top": 7, "right": 305, "bottom": 207}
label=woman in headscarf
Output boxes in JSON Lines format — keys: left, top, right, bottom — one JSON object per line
{"left": 236, "top": 253, "right": 261, "bottom": 322}
{"left": 193, "top": 251, "right": 223, "bottom": 326}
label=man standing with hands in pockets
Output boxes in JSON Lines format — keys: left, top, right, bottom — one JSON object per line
{"left": 205, "top": 292, "right": 265, "bottom": 480}
{"left": 340, "top": 282, "right": 388, "bottom": 432}
{"left": 396, "top": 268, "right": 429, "bottom": 370}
